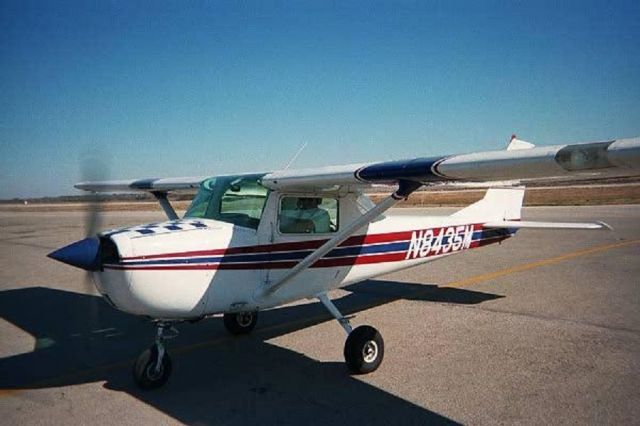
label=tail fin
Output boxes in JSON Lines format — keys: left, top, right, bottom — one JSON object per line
{"left": 452, "top": 187, "right": 525, "bottom": 221}
{"left": 506, "top": 134, "right": 535, "bottom": 150}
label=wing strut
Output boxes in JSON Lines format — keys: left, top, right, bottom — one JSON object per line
{"left": 152, "top": 191, "right": 179, "bottom": 221}
{"left": 257, "top": 180, "right": 422, "bottom": 299}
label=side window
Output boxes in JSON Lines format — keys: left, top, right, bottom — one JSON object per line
{"left": 279, "top": 197, "right": 338, "bottom": 234}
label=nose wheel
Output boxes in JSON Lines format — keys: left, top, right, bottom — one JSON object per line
{"left": 133, "top": 322, "right": 177, "bottom": 390}
{"left": 223, "top": 311, "right": 258, "bottom": 335}
{"left": 317, "top": 293, "right": 385, "bottom": 374}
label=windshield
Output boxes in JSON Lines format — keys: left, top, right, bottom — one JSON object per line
{"left": 184, "top": 174, "right": 268, "bottom": 229}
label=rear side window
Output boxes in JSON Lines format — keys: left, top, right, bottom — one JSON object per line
{"left": 279, "top": 197, "right": 338, "bottom": 234}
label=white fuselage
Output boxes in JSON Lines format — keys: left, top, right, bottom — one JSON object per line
{"left": 93, "top": 192, "right": 513, "bottom": 319}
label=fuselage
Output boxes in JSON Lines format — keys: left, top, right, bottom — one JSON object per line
{"left": 93, "top": 213, "right": 512, "bottom": 319}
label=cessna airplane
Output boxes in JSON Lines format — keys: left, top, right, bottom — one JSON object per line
{"left": 48, "top": 135, "right": 640, "bottom": 389}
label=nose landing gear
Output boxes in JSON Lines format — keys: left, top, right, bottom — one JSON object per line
{"left": 133, "top": 322, "right": 177, "bottom": 390}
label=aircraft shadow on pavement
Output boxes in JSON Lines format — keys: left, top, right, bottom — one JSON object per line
{"left": 0, "top": 281, "right": 501, "bottom": 425}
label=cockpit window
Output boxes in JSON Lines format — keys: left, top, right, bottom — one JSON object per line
{"left": 184, "top": 174, "right": 268, "bottom": 229}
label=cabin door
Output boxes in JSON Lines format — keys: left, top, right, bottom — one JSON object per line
{"left": 257, "top": 192, "right": 341, "bottom": 296}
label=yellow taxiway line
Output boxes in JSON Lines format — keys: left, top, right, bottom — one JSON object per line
{"left": 445, "top": 239, "right": 640, "bottom": 289}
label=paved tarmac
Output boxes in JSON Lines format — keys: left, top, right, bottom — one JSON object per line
{"left": 0, "top": 205, "right": 638, "bottom": 425}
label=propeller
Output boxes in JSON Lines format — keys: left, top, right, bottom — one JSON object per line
{"left": 80, "top": 157, "right": 109, "bottom": 295}
{"left": 79, "top": 156, "right": 110, "bottom": 328}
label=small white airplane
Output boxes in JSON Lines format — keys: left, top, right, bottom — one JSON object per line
{"left": 49, "top": 135, "right": 640, "bottom": 389}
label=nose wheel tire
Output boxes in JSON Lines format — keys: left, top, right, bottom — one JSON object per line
{"left": 223, "top": 311, "right": 258, "bottom": 335}
{"left": 344, "top": 325, "right": 384, "bottom": 374}
{"left": 133, "top": 345, "right": 172, "bottom": 390}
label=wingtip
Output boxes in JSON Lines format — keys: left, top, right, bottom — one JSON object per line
{"left": 596, "top": 221, "right": 614, "bottom": 231}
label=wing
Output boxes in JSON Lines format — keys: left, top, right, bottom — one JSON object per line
{"left": 75, "top": 136, "right": 639, "bottom": 193}
{"left": 262, "top": 136, "right": 640, "bottom": 190}
{"left": 74, "top": 176, "right": 208, "bottom": 193}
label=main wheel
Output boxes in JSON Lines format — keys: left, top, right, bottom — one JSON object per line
{"left": 223, "top": 311, "right": 258, "bottom": 335}
{"left": 132, "top": 345, "right": 172, "bottom": 390}
{"left": 344, "top": 325, "right": 384, "bottom": 374}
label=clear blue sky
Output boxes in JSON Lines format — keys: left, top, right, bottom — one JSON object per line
{"left": 1, "top": 0, "right": 639, "bottom": 198}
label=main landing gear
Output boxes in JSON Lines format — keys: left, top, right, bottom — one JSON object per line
{"left": 317, "top": 293, "right": 384, "bottom": 374}
{"left": 132, "top": 322, "right": 178, "bottom": 390}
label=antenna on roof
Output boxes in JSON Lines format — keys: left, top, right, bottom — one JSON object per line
{"left": 283, "top": 141, "right": 308, "bottom": 170}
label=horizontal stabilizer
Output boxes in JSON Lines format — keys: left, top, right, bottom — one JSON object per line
{"left": 484, "top": 220, "right": 612, "bottom": 230}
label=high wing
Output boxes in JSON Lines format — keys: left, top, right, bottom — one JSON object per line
{"left": 75, "top": 176, "right": 209, "bottom": 193}
{"left": 261, "top": 136, "right": 640, "bottom": 190}
{"left": 74, "top": 176, "right": 210, "bottom": 221}
{"left": 74, "top": 136, "right": 640, "bottom": 194}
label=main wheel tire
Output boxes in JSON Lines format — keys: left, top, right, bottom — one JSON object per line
{"left": 223, "top": 311, "right": 258, "bottom": 335}
{"left": 344, "top": 325, "right": 384, "bottom": 374}
{"left": 132, "top": 345, "right": 172, "bottom": 390}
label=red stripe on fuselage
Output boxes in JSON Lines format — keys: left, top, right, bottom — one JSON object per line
{"left": 104, "top": 250, "right": 409, "bottom": 271}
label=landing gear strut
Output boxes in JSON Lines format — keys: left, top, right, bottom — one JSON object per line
{"left": 317, "top": 293, "right": 384, "bottom": 374}
{"left": 132, "top": 322, "right": 177, "bottom": 390}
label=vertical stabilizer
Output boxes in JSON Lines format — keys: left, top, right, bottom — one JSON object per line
{"left": 452, "top": 187, "right": 525, "bottom": 221}
{"left": 506, "top": 134, "right": 535, "bottom": 151}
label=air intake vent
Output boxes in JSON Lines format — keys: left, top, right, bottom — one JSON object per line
{"left": 99, "top": 237, "right": 120, "bottom": 268}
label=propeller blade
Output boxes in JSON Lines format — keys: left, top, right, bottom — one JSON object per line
{"left": 81, "top": 159, "right": 109, "bottom": 238}
{"left": 79, "top": 155, "right": 109, "bottom": 300}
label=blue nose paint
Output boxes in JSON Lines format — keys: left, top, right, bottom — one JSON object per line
{"left": 48, "top": 237, "right": 101, "bottom": 271}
